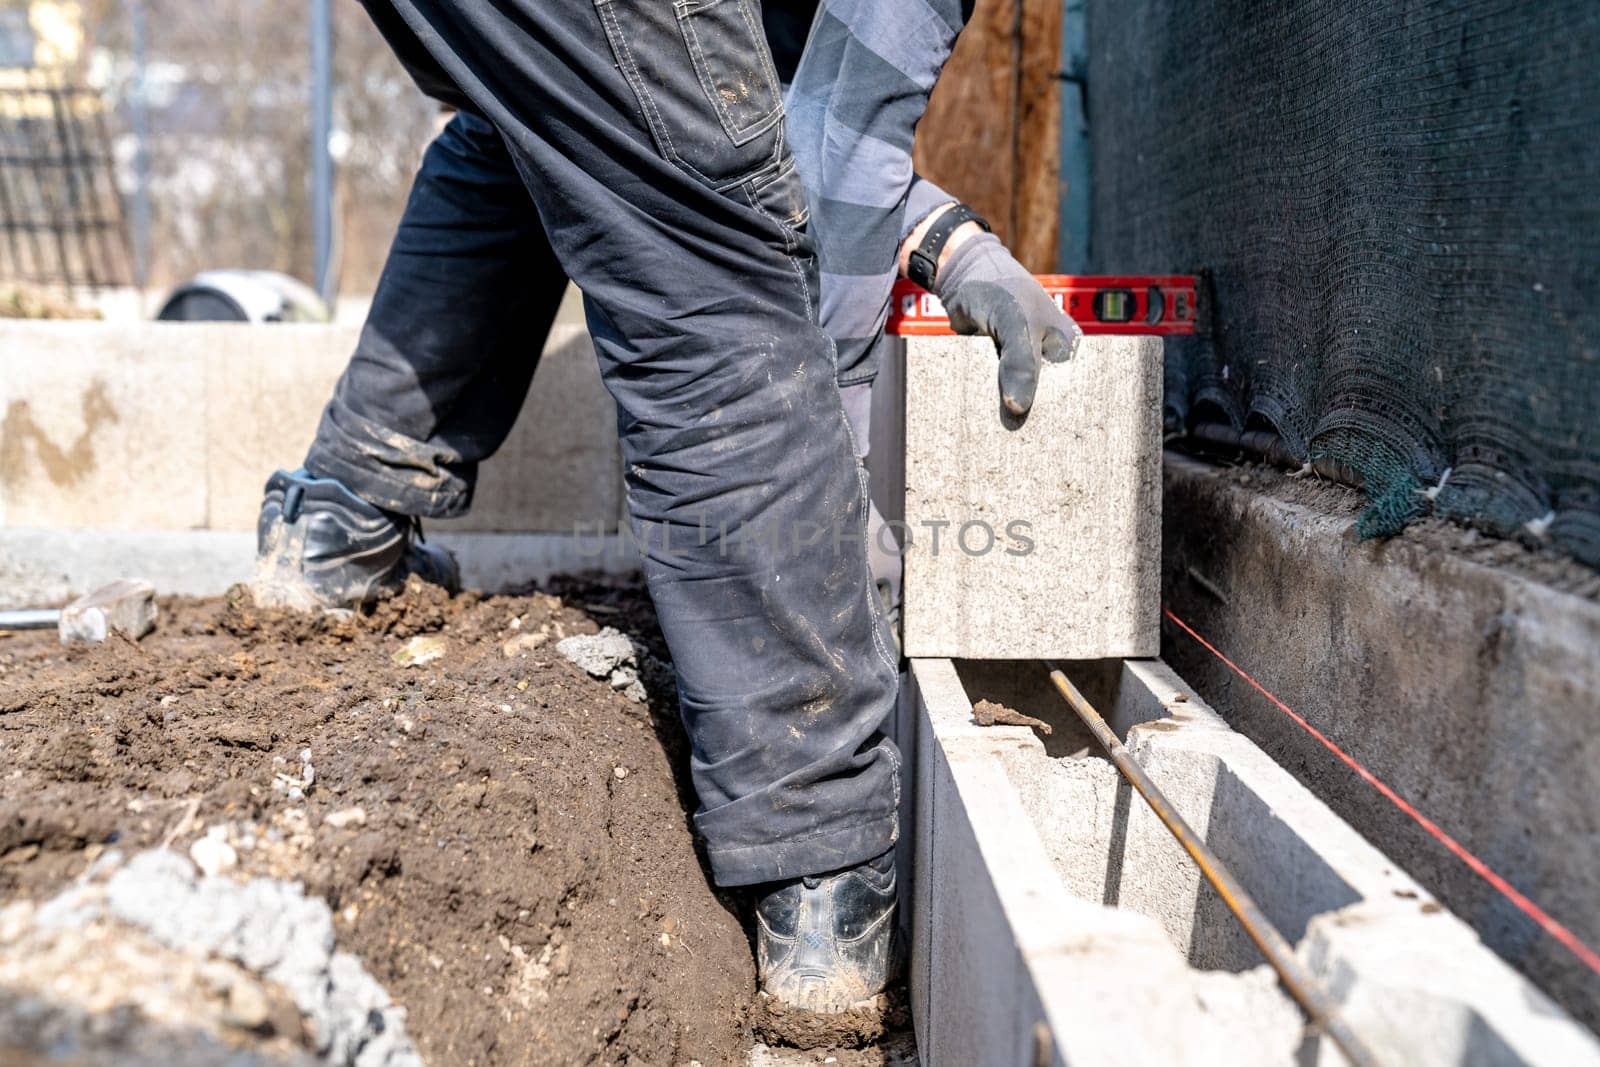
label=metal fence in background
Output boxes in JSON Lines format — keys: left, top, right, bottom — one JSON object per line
{"left": 0, "top": 70, "right": 133, "bottom": 290}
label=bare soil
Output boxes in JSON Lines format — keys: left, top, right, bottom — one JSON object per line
{"left": 0, "top": 577, "right": 764, "bottom": 1065}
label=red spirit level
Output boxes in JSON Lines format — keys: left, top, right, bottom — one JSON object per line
{"left": 885, "top": 274, "right": 1198, "bottom": 336}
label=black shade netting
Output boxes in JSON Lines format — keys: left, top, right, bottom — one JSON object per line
{"left": 1086, "top": 0, "right": 1600, "bottom": 566}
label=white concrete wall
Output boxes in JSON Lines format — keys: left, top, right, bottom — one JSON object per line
{"left": 0, "top": 321, "right": 630, "bottom": 604}
{"left": 0, "top": 321, "right": 623, "bottom": 533}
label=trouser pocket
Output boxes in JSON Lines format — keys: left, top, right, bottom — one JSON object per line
{"left": 595, "top": 0, "right": 787, "bottom": 189}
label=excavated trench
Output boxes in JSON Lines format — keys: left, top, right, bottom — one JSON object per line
{"left": 3, "top": 575, "right": 1592, "bottom": 1065}
{"left": 0, "top": 578, "right": 913, "bottom": 1066}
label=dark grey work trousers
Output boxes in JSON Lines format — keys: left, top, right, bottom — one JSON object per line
{"left": 303, "top": 0, "right": 900, "bottom": 887}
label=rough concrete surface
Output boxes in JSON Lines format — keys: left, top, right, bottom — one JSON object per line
{"left": 556, "top": 625, "right": 664, "bottom": 703}
{"left": 1162, "top": 453, "right": 1600, "bottom": 1031}
{"left": 57, "top": 578, "right": 159, "bottom": 644}
{"left": 1112, "top": 658, "right": 1598, "bottom": 1063}
{"left": 900, "top": 334, "right": 1162, "bottom": 658}
{"left": 0, "top": 321, "right": 622, "bottom": 534}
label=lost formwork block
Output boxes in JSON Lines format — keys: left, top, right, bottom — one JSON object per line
{"left": 900, "top": 334, "right": 1162, "bottom": 659}
{"left": 906, "top": 658, "right": 1304, "bottom": 1067}
{"left": 950, "top": 656, "right": 1600, "bottom": 1066}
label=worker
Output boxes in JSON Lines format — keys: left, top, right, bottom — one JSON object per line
{"left": 254, "top": 0, "right": 1081, "bottom": 1013}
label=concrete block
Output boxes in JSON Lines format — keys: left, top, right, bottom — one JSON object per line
{"left": 57, "top": 578, "right": 158, "bottom": 644}
{"left": 900, "top": 334, "right": 1162, "bottom": 659}
{"left": 0, "top": 321, "right": 623, "bottom": 535}
{"left": 953, "top": 654, "right": 1600, "bottom": 1065}
{"left": 909, "top": 657, "right": 1304, "bottom": 1066}
{"left": 1303, "top": 904, "right": 1600, "bottom": 1067}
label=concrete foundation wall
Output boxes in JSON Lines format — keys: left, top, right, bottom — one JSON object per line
{"left": 909, "top": 655, "right": 1600, "bottom": 1065}
{"left": 0, "top": 529, "right": 639, "bottom": 609}
{"left": 0, "top": 321, "right": 623, "bottom": 535}
{"left": 1161, "top": 454, "right": 1600, "bottom": 1030}
{"left": 0, "top": 322, "right": 631, "bottom": 604}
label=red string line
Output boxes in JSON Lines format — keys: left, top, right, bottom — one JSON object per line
{"left": 1162, "top": 605, "right": 1600, "bottom": 979}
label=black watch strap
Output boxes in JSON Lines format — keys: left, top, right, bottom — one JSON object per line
{"left": 906, "top": 203, "right": 991, "bottom": 290}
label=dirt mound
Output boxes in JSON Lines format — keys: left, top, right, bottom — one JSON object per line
{"left": 0, "top": 578, "right": 757, "bottom": 1064}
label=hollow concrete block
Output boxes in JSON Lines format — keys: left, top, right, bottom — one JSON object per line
{"left": 908, "top": 657, "right": 1304, "bottom": 1067}
{"left": 969, "top": 654, "right": 1600, "bottom": 1065}
{"left": 900, "top": 334, "right": 1162, "bottom": 658}
{"left": 1303, "top": 904, "right": 1600, "bottom": 1067}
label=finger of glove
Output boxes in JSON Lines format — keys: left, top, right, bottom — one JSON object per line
{"left": 1020, "top": 283, "right": 1080, "bottom": 350}
{"left": 946, "top": 282, "right": 1040, "bottom": 415}
{"left": 992, "top": 304, "right": 1042, "bottom": 416}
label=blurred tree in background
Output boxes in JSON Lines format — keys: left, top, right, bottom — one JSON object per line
{"left": 82, "top": 0, "right": 434, "bottom": 294}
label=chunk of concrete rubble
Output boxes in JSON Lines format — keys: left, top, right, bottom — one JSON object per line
{"left": 391, "top": 634, "right": 446, "bottom": 667}
{"left": 502, "top": 631, "right": 548, "bottom": 657}
{"left": 58, "top": 578, "right": 158, "bottom": 645}
{"left": 188, "top": 825, "right": 238, "bottom": 878}
{"left": 556, "top": 627, "right": 635, "bottom": 676}
{"left": 1, "top": 848, "right": 421, "bottom": 1067}
{"left": 323, "top": 806, "right": 367, "bottom": 830}
{"left": 557, "top": 627, "right": 651, "bottom": 703}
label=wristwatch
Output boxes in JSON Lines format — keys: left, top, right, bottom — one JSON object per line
{"left": 906, "top": 203, "right": 991, "bottom": 290}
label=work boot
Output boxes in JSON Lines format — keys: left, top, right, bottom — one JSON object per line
{"left": 754, "top": 847, "right": 899, "bottom": 1013}
{"left": 252, "top": 468, "right": 459, "bottom": 611}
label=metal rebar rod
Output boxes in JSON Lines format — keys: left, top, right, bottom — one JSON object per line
{"left": 310, "top": 0, "right": 335, "bottom": 303}
{"left": 1044, "top": 664, "right": 1380, "bottom": 1067}
{"left": 0, "top": 608, "right": 61, "bottom": 631}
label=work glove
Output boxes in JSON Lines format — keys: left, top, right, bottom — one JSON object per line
{"left": 933, "top": 232, "right": 1082, "bottom": 416}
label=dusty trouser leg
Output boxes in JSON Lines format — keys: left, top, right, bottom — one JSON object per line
{"left": 839, "top": 380, "right": 903, "bottom": 620}
{"left": 304, "top": 107, "right": 567, "bottom": 517}
{"left": 361, "top": 0, "right": 901, "bottom": 887}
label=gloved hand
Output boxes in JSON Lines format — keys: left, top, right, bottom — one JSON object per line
{"left": 933, "top": 232, "right": 1082, "bottom": 416}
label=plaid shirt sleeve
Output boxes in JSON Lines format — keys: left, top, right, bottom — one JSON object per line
{"left": 784, "top": 0, "right": 970, "bottom": 385}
